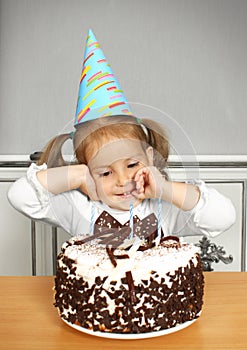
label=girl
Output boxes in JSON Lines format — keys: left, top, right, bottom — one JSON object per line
{"left": 8, "top": 115, "right": 235, "bottom": 239}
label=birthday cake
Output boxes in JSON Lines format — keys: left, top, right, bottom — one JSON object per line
{"left": 54, "top": 217, "right": 204, "bottom": 334}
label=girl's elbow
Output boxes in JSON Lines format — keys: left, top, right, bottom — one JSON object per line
{"left": 208, "top": 199, "right": 236, "bottom": 237}
{"left": 7, "top": 181, "right": 21, "bottom": 210}
{"left": 7, "top": 178, "right": 37, "bottom": 216}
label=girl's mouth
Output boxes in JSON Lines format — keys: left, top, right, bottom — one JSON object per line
{"left": 116, "top": 191, "right": 134, "bottom": 199}
{"left": 114, "top": 181, "right": 137, "bottom": 200}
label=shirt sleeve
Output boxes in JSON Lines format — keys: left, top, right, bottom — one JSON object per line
{"left": 174, "top": 180, "right": 236, "bottom": 237}
{"left": 8, "top": 163, "right": 93, "bottom": 236}
{"left": 7, "top": 163, "right": 61, "bottom": 227}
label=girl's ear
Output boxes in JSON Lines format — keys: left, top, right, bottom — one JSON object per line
{"left": 146, "top": 146, "right": 154, "bottom": 165}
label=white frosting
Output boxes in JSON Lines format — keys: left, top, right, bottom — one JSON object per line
{"left": 60, "top": 236, "right": 200, "bottom": 291}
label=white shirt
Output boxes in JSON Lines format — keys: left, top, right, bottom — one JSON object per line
{"left": 7, "top": 163, "right": 236, "bottom": 238}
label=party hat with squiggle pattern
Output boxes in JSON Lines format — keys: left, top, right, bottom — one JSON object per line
{"left": 74, "top": 29, "right": 133, "bottom": 126}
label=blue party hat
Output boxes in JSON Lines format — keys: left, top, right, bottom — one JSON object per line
{"left": 74, "top": 29, "right": 133, "bottom": 126}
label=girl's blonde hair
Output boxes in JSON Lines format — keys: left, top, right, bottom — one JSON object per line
{"left": 38, "top": 115, "right": 169, "bottom": 176}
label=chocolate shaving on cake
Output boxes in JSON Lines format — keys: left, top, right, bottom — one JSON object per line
{"left": 137, "top": 242, "right": 155, "bottom": 251}
{"left": 94, "top": 211, "right": 139, "bottom": 237}
{"left": 106, "top": 246, "right": 117, "bottom": 267}
{"left": 125, "top": 271, "right": 136, "bottom": 304}
{"left": 161, "top": 235, "right": 180, "bottom": 243}
{"left": 105, "top": 246, "right": 130, "bottom": 266}
{"left": 100, "top": 226, "right": 131, "bottom": 246}
{"left": 72, "top": 211, "right": 165, "bottom": 251}
{"left": 160, "top": 235, "right": 182, "bottom": 250}
{"left": 78, "top": 229, "right": 111, "bottom": 244}
{"left": 92, "top": 211, "right": 163, "bottom": 249}
{"left": 133, "top": 213, "right": 161, "bottom": 241}
{"left": 113, "top": 253, "right": 129, "bottom": 259}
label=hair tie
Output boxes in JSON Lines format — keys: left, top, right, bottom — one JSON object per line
{"left": 135, "top": 117, "right": 148, "bottom": 138}
{"left": 140, "top": 123, "right": 149, "bottom": 138}
{"left": 69, "top": 131, "right": 74, "bottom": 140}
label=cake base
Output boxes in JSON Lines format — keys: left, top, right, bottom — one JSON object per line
{"left": 61, "top": 313, "right": 201, "bottom": 339}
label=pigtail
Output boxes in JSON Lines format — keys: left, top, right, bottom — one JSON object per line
{"left": 141, "top": 119, "right": 169, "bottom": 178}
{"left": 37, "top": 133, "right": 72, "bottom": 168}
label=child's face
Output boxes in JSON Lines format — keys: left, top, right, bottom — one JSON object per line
{"left": 88, "top": 138, "right": 152, "bottom": 210}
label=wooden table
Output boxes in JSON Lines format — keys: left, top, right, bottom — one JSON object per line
{"left": 0, "top": 273, "right": 246, "bottom": 349}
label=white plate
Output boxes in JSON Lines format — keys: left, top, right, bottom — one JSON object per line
{"left": 62, "top": 316, "right": 199, "bottom": 340}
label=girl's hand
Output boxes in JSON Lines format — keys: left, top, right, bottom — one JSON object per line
{"left": 132, "top": 166, "right": 200, "bottom": 211}
{"left": 78, "top": 165, "right": 99, "bottom": 201}
{"left": 132, "top": 166, "right": 165, "bottom": 199}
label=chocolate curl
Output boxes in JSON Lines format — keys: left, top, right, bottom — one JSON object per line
{"left": 99, "top": 226, "right": 130, "bottom": 247}
{"left": 113, "top": 253, "right": 130, "bottom": 259}
{"left": 80, "top": 229, "right": 111, "bottom": 244}
{"left": 106, "top": 247, "right": 117, "bottom": 267}
{"left": 161, "top": 235, "right": 180, "bottom": 243}
{"left": 82, "top": 211, "right": 163, "bottom": 249}
{"left": 126, "top": 271, "right": 136, "bottom": 304}
{"left": 160, "top": 235, "right": 181, "bottom": 250}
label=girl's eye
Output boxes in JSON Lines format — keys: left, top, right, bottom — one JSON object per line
{"left": 127, "top": 161, "right": 139, "bottom": 169}
{"left": 100, "top": 171, "right": 111, "bottom": 177}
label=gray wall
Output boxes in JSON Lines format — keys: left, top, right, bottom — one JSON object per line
{"left": 0, "top": 0, "right": 246, "bottom": 156}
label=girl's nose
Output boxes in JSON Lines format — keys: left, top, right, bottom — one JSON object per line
{"left": 116, "top": 171, "right": 130, "bottom": 187}
{"left": 116, "top": 172, "right": 136, "bottom": 191}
